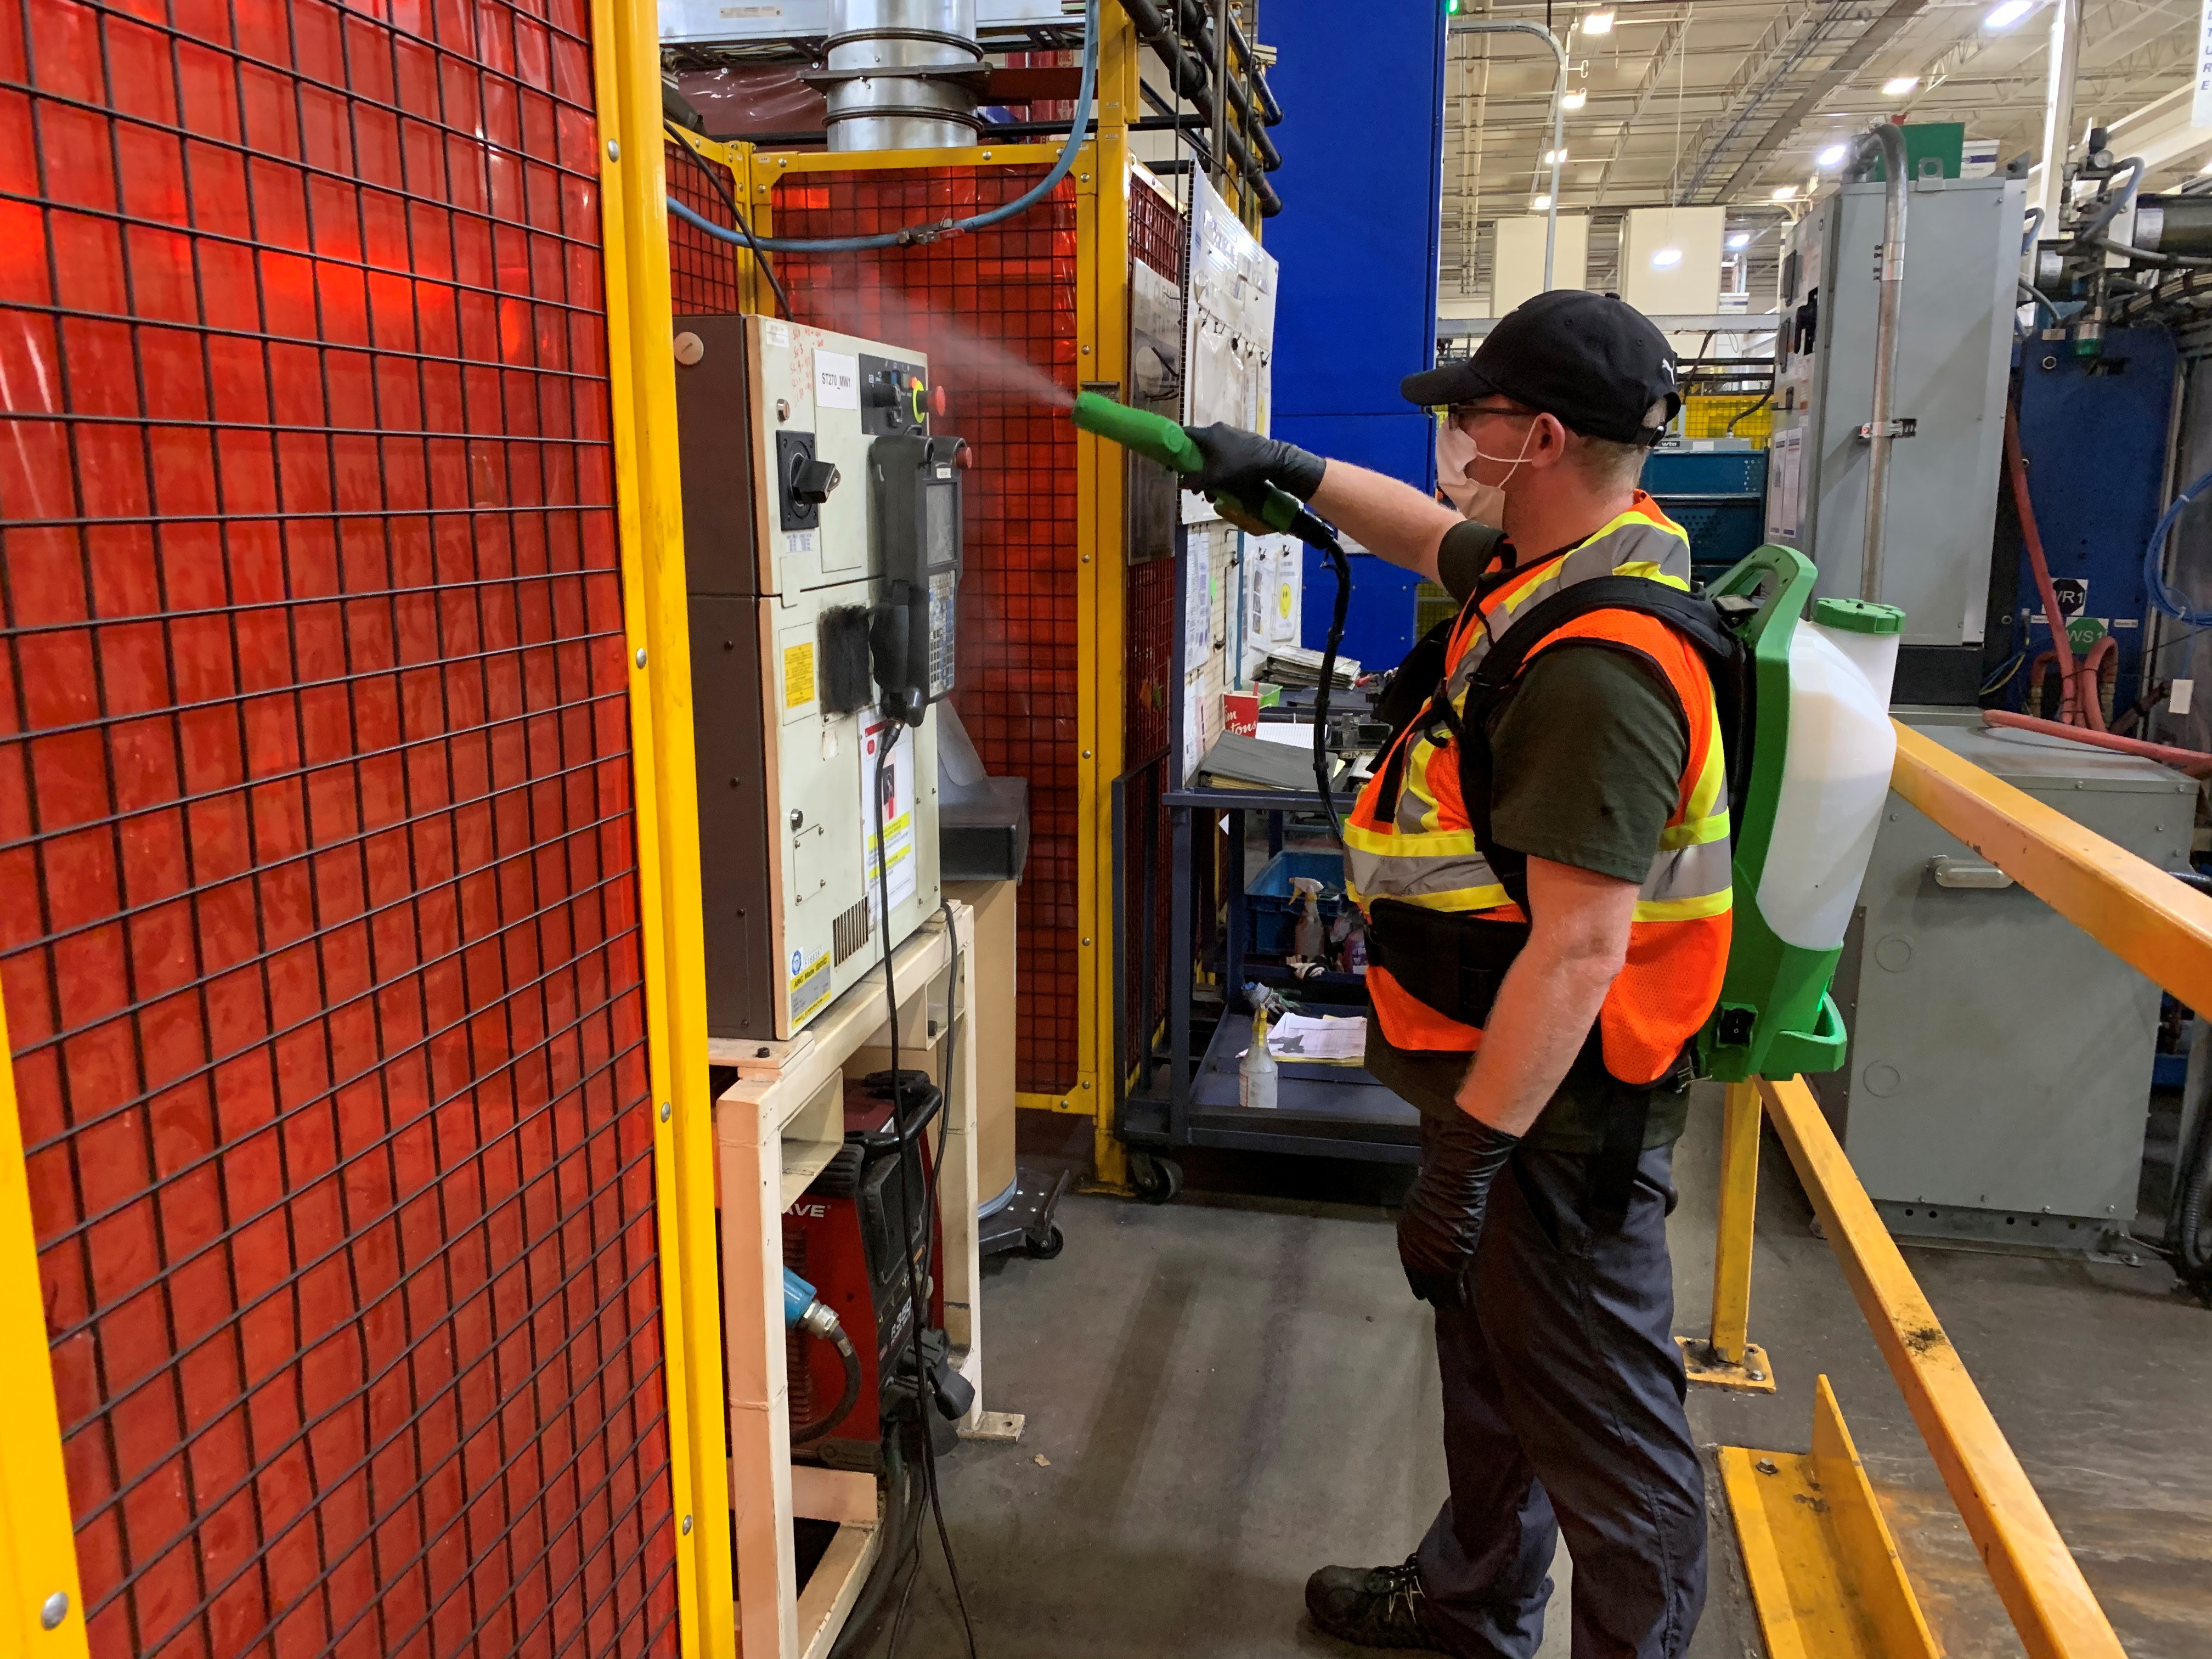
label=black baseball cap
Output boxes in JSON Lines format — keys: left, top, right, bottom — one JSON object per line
{"left": 1402, "top": 290, "right": 1680, "bottom": 446}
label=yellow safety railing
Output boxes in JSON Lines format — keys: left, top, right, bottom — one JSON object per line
{"left": 1702, "top": 716, "right": 2208, "bottom": 1659}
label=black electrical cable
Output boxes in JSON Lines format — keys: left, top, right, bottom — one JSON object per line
{"left": 663, "top": 121, "right": 794, "bottom": 320}
{"left": 1725, "top": 388, "right": 1773, "bottom": 436}
{"left": 1310, "top": 532, "right": 1352, "bottom": 842}
{"left": 870, "top": 724, "right": 981, "bottom": 1659}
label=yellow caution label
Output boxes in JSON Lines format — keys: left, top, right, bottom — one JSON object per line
{"left": 789, "top": 951, "right": 832, "bottom": 1025}
{"left": 783, "top": 640, "right": 816, "bottom": 710}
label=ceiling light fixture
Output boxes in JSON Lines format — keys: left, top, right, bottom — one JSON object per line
{"left": 1652, "top": 247, "right": 1683, "bottom": 268}
{"left": 1983, "top": 0, "right": 2034, "bottom": 27}
{"left": 1817, "top": 142, "right": 1849, "bottom": 168}
{"left": 1530, "top": 194, "right": 1553, "bottom": 211}
{"left": 1543, "top": 148, "right": 1568, "bottom": 163}
{"left": 1771, "top": 184, "right": 1798, "bottom": 201}
{"left": 1882, "top": 76, "right": 1919, "bottom": 95}
{"left": 1561, "top": 89, "right": 1587, "bottom": 110}
{"left": 1726, "top": 232, "right": 1751, "bottom": 249}
{"left": 1581, "top": 8, "right": 1615, "bottom": 33}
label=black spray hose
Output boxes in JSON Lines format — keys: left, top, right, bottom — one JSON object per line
{"left": 1310, "top": 532, "right": 1352, "bottom": 844}
{"left": 789, "top": 1326, "right": 864, "bottom": 1446}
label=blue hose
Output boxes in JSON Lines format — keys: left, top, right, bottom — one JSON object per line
{"left": 666, "top": 0, "right": 1099, "bottom": 256}
{"left": 2143, "top": 466, "right": 2212, "bottom": 628}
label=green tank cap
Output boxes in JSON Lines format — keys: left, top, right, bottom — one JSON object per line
{"left": 1812, "top": 597, "right": 1904, "bottom": 635}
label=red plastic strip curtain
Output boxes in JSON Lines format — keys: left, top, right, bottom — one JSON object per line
{"left": 771, "top": 163, "right": 1082, "bottom": 1097}
{"left": 0, "top": 0, "right": 681, "bottom": 1652}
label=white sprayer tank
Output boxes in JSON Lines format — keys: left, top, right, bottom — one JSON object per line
{"left": 1754, "top": 597, "right": 1904, "bottom": 951}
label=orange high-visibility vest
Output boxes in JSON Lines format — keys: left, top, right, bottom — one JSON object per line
{"left": 1346, "top": 494, "right": 1731, "bottom": 1086}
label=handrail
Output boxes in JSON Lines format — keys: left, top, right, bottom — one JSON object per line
{"left": 1890, "top": 720, "right": 2212, "bottom": 1009}
{"left": 1700, "top": 725, "right": 2200, "bottom": 1656}
{"left": 1756, "top": 1075, "right": 2127, "bottom": 1659}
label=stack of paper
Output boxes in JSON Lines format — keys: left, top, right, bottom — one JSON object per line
{"left": 1257, "top": 646, "right": 1361, "bottom": 689}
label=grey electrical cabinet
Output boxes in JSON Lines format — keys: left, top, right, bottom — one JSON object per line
{"left": 1767, "top": 174, "right": 2025, "bottom": 703}
{"left": 1819, "top": 721, "right": 2192, "bottom": 1254}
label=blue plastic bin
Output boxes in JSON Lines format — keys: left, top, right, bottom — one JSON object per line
{"left": 1245, "top": 850, "right": 1352, "bottom": 956}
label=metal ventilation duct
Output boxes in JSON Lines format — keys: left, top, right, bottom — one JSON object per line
{"left": 817, "top": 0, "right": 988, "bottom": 151}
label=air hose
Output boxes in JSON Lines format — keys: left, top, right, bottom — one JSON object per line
{"left": 667, "top": 0, "right": 1098, "bottom": 256}
{"left": 783, "top": 1267, "right": 865, "bottom": 1444}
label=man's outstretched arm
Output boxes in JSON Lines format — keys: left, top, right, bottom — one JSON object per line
{"left": 1182, "top": 424, "right": 1464, "bottom": 582}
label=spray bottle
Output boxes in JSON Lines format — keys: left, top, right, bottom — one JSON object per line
{"left": 1240, "top": 981, "right": 1285, "bottom": 1111}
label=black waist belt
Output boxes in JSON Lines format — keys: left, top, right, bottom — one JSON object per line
{"left": 1367, "top": 896, "right": 1680, "bottom": 1234}
{"left": 1364, "top": 898, "right": 1531, "bottom": 1030}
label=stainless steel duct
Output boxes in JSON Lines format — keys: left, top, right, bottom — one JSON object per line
{"left": 818, "top": 0, "right": 986, "bottom": 153}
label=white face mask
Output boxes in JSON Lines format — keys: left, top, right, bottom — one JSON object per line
{"left": 1435, "top": 415, "right": 1531, "bottom": 523}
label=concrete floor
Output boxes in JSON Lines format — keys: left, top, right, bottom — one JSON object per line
{"left": 853, "top": 1091, "right": 2212, "bottom": 1657}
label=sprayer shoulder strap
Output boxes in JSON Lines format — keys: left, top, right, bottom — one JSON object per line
{"left": 1443, "top": 577, "right": 1746, "bottom": 913}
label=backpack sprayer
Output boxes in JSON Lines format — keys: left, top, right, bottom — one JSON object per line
{"left": 1070, "top": 393, "right": 1906, "bottom": 1086}
{"left": 1070, "top": 392, "right": 1353, "bottom": 837}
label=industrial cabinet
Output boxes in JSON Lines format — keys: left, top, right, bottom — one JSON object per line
{"left": 1820, "top": 720, "right": 2193, "bottom": 1251}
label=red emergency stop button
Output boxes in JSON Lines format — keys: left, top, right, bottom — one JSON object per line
{"left": 929, "top": 384, "right": 949, "bottom": 417}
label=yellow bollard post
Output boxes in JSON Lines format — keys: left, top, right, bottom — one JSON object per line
{"left": 1680, "top": 1079, "right": 1777, "bottom": 1391}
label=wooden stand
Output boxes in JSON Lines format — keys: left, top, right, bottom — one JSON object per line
{"left": 712, "top": 904, "right": 1007, "bottom": 1659}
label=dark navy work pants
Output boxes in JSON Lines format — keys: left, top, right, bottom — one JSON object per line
{"left": 1411, "top": 1129, "right": 1706, "bottom": 1659}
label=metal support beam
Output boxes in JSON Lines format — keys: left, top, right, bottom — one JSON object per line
{"left": 1712, "top": 0, "right": 1930, "bottom": 204}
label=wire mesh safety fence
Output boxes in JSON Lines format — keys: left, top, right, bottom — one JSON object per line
{"left": 0, "top": 0, "right": 682, "bottom": 1652}
{"left": 768, "top": 163, "right": 1082, "bottom": 1097}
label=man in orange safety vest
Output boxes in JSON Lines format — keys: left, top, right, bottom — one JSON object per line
{"left": 1184, "top": 291, "right": 1717, "bottom": 1659}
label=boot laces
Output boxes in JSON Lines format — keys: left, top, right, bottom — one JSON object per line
{"left": 1372, "top": 1556, "right": 1427, "bottom": 1624}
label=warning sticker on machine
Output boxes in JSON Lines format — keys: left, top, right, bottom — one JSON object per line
{"left": 859, "top": 714, "right": 917, "bottom": 925}
{"left": 783, "top": 640, "right": 816, "bottom": 709}
{"left": 789, "top": 951, "right": 832, "bottom": 1025}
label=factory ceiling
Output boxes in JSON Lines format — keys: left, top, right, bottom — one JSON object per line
{"left": 1437, "top": 0, "right": 2200, "bottom": 291}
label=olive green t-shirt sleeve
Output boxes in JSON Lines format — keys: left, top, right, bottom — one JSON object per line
{"left": 1436, "top": 519, "right": 1507, "bottom": 603}
{"left": 1483, "top": 644, "right": 1687, "bottom": 884}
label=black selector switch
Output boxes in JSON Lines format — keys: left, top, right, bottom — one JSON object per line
{"left": 776, "top": 430, "right": 838, "bottom": 530}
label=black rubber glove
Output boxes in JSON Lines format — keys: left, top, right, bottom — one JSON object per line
{"left": 1182, "top": 422, "right": 1326, "bottom": 515}
{"left": 1397, "top": 1111, "right": 1522, "bottom": 1308}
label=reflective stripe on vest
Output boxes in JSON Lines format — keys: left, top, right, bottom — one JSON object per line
{"left": 1345, "top": 495, "right": 1734, "bottom": 1082}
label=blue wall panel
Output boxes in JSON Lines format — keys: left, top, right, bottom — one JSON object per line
{"left": 1265, "top": 0, "right": 1446, "bottom": 668}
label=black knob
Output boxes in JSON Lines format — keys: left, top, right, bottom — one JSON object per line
{"left": 790, "top": 453, "right": 840, "bottom": 505}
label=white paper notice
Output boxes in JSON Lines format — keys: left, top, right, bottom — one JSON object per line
{"left": 815, "top": 348, "right": 860, "bottom": 409}
{"left": 1265, "top": 1013, "right": 1367, "bottom": 1063}
{"left": 858, "top": 715, "right": 916, "bottom": 923}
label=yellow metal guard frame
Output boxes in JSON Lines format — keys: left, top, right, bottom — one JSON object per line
{"left": 592, "top": 2, "right": 735, "bottom": 1653}
{"left": 0, "top": 980, "right": 89, "bottom": 1656}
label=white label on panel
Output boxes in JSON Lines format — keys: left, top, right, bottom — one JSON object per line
{"left": 763, "top": 318, "right": 791, "bottom": 349}
{"left": 858, "top": 715, "right": 917, "bottom": 922}
{"left": 815, "top": 349, "right": 860, "bottom": 410}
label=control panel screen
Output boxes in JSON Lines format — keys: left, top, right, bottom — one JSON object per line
{"left": 925, "top": 483, "right": 956, "bottom": 567}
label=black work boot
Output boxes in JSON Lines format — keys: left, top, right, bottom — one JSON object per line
{"left": 1305, "top": 1556, "right": 1449, "bottom": 1652}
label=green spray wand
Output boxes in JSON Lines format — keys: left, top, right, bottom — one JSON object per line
{"left": 1070, "top": 391, "right": 1353, "bottom": 839}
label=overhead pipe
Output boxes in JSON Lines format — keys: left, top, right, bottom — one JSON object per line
{"left": 1846, "top": 122, "right": 1908, "bottom": 606}
{"left": 1172, "top": 0, "right": 1280, "bottom": 172}
{"left": 1449, "top": 18, "right": 1567, "bottom": 290}
{"left": 1119, "top": 0, "right": 1282, "bottom": 213}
